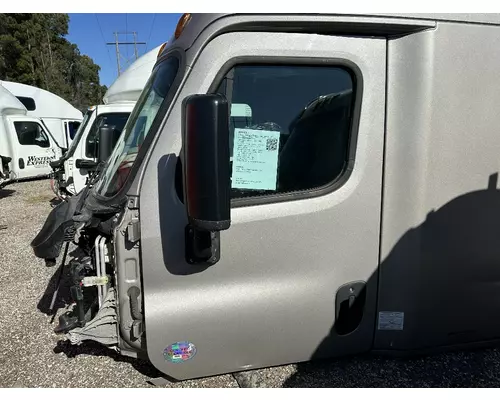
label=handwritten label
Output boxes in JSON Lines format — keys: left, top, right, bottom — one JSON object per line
{"left": 231, "top": 128, "right": 280, "bottom": 191}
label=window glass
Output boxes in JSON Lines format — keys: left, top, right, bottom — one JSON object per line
{"left": 85, "top": 113, "right": 130, "bottom": 158}
{"left": 67, "top": 121, "right": 81, "bottom": 140}
{"left": 95, "top": 56, "right": 180, "bottom": 197}
{"left": 14, "top": 121, "right": 50, "bottom": 148}
{"left": 16, "top": 96, "right": 36, "bottom": 111}
{"left": 215, "top": 64, "right": 355, "bottom": 199}
{"left": 66, "top": 108, "right": 94, "bottom": 157}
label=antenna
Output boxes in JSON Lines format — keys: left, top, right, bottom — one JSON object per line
{"left": 106, "top": 31, "right": 146, "bottom": 76}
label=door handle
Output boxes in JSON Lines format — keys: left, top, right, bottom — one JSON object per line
{"left": 335, "top": 281, "right": 367, "bottom": 335}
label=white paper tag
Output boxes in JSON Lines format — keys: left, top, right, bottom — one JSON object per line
{"left": 231, "top": 128, "right": 280, "bottom": 191}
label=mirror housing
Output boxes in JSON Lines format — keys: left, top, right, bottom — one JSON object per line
{"left": 49, "top": 158, "right": 63, "bottom": 169}
{"left": 75, "top": 159, "right": 98, "bottom": 170}
{"left": 97, "top": 126, "right": 119, "bottom": 163}
{"left": 181, "top": 93, "right": 231, "bottom": 232}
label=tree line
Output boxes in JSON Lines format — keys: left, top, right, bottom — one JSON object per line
{"left": 0, "top": 13, "right": 108, "bottom": 111}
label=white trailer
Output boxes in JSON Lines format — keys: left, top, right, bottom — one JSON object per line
{"left": 52, "top": 44, "right": 163, "bottom": 197}
{"left": 0, "top": 80, "right": 83, "bottom": 150}
{"left": 0, "top": 85, "right": 62, "bottom": 184}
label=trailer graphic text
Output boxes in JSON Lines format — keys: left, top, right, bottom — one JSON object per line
{"left": 26, "top": 155, "right": 56, "bottom": 167}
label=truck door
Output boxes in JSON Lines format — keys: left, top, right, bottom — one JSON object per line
{"left": 8, "top": 116, "right": 59, "bottom": 179}
{"left": 139, "top": 31, "right": 386, "bottom": 380}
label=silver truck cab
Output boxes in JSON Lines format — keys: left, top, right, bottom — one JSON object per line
{"left": 32, "top": 13, "right": 500, "bottom": 383}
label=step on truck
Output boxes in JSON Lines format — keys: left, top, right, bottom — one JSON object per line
{"left": 32, "top": 13, "right": 500, "bottom": 383}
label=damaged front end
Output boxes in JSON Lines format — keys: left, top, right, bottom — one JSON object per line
{"left": 0, "top": 155, "right": 14, "bottom": 188}
{"left": 49, "top": 157, "right": 70, "bottom": 200}
{"left": 31, "top": 185, "right": 142, "bottom": 357}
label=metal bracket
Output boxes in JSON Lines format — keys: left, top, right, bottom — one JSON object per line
{"left": 81, "top": 275, "right": 109, "bottom": 287}
{"left": 127, "top": 218, "right": 141, "bottom": 243}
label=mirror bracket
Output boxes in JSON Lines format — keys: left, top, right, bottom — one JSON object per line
{"left": 184, "top": 225, "right": 220, "bottom": 266}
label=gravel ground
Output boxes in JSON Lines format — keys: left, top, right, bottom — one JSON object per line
{"left": 2, "top": 179, "right": 500, "bottom": 388}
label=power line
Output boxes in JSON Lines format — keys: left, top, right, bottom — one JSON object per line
{"left": 106, "top": 32, "right": 146, "bottom": 76}
{"left": 145, "top": 13, "right": 157, "bottom": 52}
{"left": 95, "top": 14, "right": 114, "bottom": 71}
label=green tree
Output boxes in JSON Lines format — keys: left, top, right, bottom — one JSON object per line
{"left": 0, "top": 13, "right": 108, "bottom": 110}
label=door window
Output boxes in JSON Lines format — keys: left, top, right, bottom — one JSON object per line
{"left": 14, "top": 121, "right": 51, "bottom": 148}
{"left": 85, "top": 113, "right": 130, "bottom": 158}
{"left": 67, "top": 121, "right": 81, "bottom": 140}
{"left": 214, "top": 64, "right": 356, "bottom": 201}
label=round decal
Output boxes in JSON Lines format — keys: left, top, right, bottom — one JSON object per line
{"left": 164, "top": 341, "right": 197, "bottom": 363}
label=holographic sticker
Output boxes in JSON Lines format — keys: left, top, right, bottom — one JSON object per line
{"left": 164, "top": 341, "right": 197, "bottom": 363}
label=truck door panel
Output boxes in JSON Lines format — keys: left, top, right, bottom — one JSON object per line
{"left": 8, "top": 117, "right": 56, "bottom": 179}
{"left": 139, "top": 32, "right": 386, "bottom": 380}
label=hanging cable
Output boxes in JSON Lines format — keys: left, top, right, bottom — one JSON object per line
{"left": 145, "top": 13, "right": 157, "bottom": 52}
{"left": 95, "top": 14, "right": 114, "bottom": 68}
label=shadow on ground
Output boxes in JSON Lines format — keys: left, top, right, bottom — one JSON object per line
{"left": 282, "top": 347, "right": 500, "bottom": 387}
{"left": 0, "top": 188, "right": 15, "bottom": 199}
{"left": 53, "top": 340, "right": 163, "bottom": 381}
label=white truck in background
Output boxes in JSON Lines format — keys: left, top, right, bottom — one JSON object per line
{"left": 0, "top": 155, "right": 13, "bottom": 188}
{"left": 51, "top": 44, "right": 163, "bottom": 198}
{"left": 0, "top": 80, "right": 83, "bottom": 150}
{"left": 0, "top": 85, "right": 62, "bottom": 186}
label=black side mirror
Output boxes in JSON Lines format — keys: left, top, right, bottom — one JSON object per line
{"left": 181, "top": 93, "right": 231, "bottom": 265}
{"left": 75, "top": 159, "right": 98, "bottom": 170}
{"left": 97, "top": 126, "right": 116, "bottom": 163}
{"left": 49, "top": 158, "right": 64, "bottom": 169}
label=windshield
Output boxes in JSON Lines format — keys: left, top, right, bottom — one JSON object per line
{"left": 67, "top": 109, "right": 94, "bottom": 157}
{"left": 95, "top": 56, "right": 180, "bottom": 197}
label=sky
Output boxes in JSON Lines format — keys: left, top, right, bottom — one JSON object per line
{"left": 66, "top": 13, "right": 183, "bottom": 87}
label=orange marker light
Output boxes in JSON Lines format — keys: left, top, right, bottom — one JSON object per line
{"left": 157, "top": 42, "right": 167, "bottom": 58}
{"left": 175, "top": 13, "right": 192, "bottom": 40}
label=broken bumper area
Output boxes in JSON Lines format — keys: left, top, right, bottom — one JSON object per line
{"left": 31, "top": 191, "right": 81, "bottom": 261}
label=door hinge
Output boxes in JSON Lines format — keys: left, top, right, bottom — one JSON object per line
{"left": 126, "top": 218, "right": 141, "bottom": 243}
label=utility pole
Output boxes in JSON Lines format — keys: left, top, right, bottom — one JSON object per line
{"left": 112, "top": 32, "right": 121, "bottom": 78}
{"left": 107, "top": 31, "right": 146, "bottom": 76}
{"left": 133, "top": 32, "right": 139, "bottom": 60}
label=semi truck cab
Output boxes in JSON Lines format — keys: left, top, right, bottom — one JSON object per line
{"left": 32, "top": 13, "right": 500, "bottom": 383}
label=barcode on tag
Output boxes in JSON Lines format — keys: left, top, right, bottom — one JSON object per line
{"left": 266, "top": 138, "right": 278, "bottom": 151}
